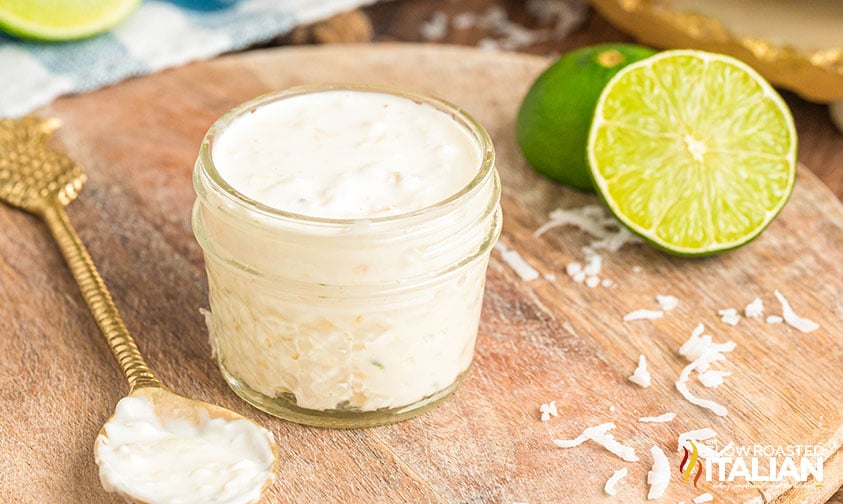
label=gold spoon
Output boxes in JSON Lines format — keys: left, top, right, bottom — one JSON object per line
{"left": 0, "top": 116, "right": 278, "bottom": 503}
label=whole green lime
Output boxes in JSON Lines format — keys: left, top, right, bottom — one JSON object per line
{"left": 516, "top": 43, "right": 656, "bottom": 192}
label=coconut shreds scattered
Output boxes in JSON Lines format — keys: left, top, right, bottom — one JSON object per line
{"left": 774, "top": 290, "right": 820, "bottom": 333}
{"left": 766, "top": 315, "right": 783, "bottom": 324}
{"left": 624, "top": 309, "right": 664, "bottom": 321}
{"left": 647, "top": 446, "right": 670, "bottom": 500}
{"left": 566, "top": 262, "right": 586, "bottom": 283}
{"left": 697, "top": 369, "right": 731, "bottom": 388}
{"left": 639, "top": 412, "right": 676, "bottom": 423}
{"left": 536, "top": 205, "right": 641, "bottom": 288}
{"left": 446, "top": 2, "right": 586, "bottom": 51}
{"left": 693, "top": 493, "right": 713, "bottom": 503}
{"left": 603, "top": 467, "right": 628, "bottom": 496}
{"left": 678, "top": 324, "right": 736, "bottom": 368}
{"left": 540, "top": 401, "right": 558, "bottom": 422}
{"left": 543, "top": 273, "right": 556, "bottom": 282}
{"left": 526, "top": 0, "right": 588, "bottom": 36}
{"left": 535, "top": 205, "right": 641, "bottom": 252}
{"left": 676, "top": 324, "right": 734, "bottom": 417}
{"left": 629, "top": 355, "right": 652, "bottom": 388}
{"left": 494, "top": 242, "right": 540, "bottom": 281}
{"left": 718, "top": 308, "right": 741, "bottom": 326}
{"left": 552, "top": 422, "right": 639, "bottom": 462}
{"left": 657, "top": 294, "right": 679, "bottom": 311}
{"left": 745, "top": 298, "right": 764, "bottom": 318}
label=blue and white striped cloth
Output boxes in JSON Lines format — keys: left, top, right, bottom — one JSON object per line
{"left": 0, "top": 0, "right": 375, "bottom": 117}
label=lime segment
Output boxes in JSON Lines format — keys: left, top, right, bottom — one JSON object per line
{"left": 588, "top": 50, "right": 797, "bottom": 256}
{"left": 0, "top": 0, "right": 141, "bottom": 41}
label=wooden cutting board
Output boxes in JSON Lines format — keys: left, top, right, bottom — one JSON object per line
{"left": 1, "top": 44, "right": 841, "bottom": 504}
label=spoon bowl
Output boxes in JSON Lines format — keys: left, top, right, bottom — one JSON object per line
{"left": 0, "top": 116, "right": 278, "bottom": 504}
{"left": 96, "top": 388, "right": 278, "bottom": 504}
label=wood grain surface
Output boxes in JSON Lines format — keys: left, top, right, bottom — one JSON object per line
{"left": 1, "top": 44, "right": 842, "bottom": 504}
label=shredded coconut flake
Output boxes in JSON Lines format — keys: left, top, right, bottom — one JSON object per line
{"left": 419, "top": 11, "right": 448, "bottom": 41}
{"left": 678, "top": 323, "right": 736, "bottom": 370}
{"left": 647, "top": 446, "right": 670, "bottom": 500}
{"left": 693, "top": 493, "right": 713, "bottom": 503}
{"left": 624, "top": 309, "right": 663, "bottom": 321}
{"left": 676, "top": 324, "right": 734, "bottom": 416}
{"left": 718, "top": 308, "right": 741, "bottom": 326}
{"left": 540, "top": 401, "right": 558, "bottom": 422}
{"left": 604, "top": 467, "right": 628, "bottom": 496}
{"left": 629, "top": 355, "right": 652, "bottom": 388}
{"left": 526, "top": 0, "right": 588, "bottom": 35}
{"left": 583, "top": 253, "right": 602, "bottom": 276}
{"left": 676, "top": 378, "right": 728, "bottom": 417}
{"left": 639, "top": 412, "right": 676, "bottom": 423}
{"left": 602, "top": 279, "right": 614, "bottom": 287}
{"left": 536, "top": 205, "right": 641, "bottom": 252}
{"left": 536, "top": 206, "right": 641, "bottom": 288}
{"left": 494, "top": 242, "right": 539, "bottom": 281}
{"left": 657, "top": 294, "right": 679, "bottom": 311}
{"left": 775, "top": 290, "right": 819, "bottom": 333}
{"left": 553, "top": 422, "right": 639, "bottom": 462}
{"left": 766, "top": 315, "right": 783, "bottom": 324}
{"left": 543, "top": 273, "right": 556, "bottom": 282}
{"left": 697, "top": 370, "right": 730, "bottom": 388}
{"left": 451, "top": 3, "right": 584, "bottom": 51}
{"left": 744, "top": 298, "right": 764, "bottom": 318}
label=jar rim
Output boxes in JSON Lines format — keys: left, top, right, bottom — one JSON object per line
{"left": 197, "top": 83, "right": 496, "bottom": 226}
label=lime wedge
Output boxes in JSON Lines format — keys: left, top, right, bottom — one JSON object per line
{"left": 0, "top": 0, "right": 141, "bottom": 41}
{"left": 587, "top": 50, "right": 797, "bottom": 256}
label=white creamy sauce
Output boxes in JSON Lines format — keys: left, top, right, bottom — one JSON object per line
{"left": 200, "top": 89, "right": 497, "bottom": 413}
{"left": 213, "top": 90, "right": 480, "bottom": 219}
{"left": 95, "top": 396, "right": 275, "bottom": 504}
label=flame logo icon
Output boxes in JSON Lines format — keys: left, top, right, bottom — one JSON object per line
{"left": 679, "top": 440, "right": 705, "bottom": 487}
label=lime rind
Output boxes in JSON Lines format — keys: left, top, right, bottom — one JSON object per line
{"left": 0, "top": 0, "right": 141, "bottom": 41}
{"left": 588, "top": 49, "right": 797, "bottom": 256}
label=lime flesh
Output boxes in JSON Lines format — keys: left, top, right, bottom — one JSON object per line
{"left": 588, "top": 50, "right": 797, "bottom": 256}
{"left": 0, "top": 0, "right": 141, "bottom": 41}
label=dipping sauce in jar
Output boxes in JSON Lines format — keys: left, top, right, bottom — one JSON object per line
{"left": 192, "top": 84, "right": 501, "bottom": 427}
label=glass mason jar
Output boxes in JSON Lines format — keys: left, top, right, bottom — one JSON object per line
{"left": 191, "top": 85, "right": 502, "bottom": 428}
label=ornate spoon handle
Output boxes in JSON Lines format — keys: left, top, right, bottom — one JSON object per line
{"left": 41, "top": 201, "right": 161, "bottom": 392}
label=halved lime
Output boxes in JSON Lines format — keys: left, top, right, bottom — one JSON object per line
{"left": 0, "top": 0, "right": 141, "bottom": 41}
{"left": 587, "top": 50, "right": 797, "bottom": 256}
